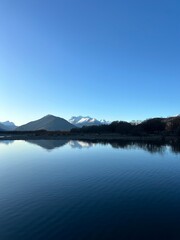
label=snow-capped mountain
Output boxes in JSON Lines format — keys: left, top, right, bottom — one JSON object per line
{"left": 0, "top": 121, "right": 17, "bottom": 131}
{"left": 69, "top": 116, "right": 110, "bottom": 127}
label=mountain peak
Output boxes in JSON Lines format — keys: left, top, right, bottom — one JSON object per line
{"left": 0, "top": 121, "right": 17, "bottom": 130}
{"left": 69, "top": 116, "right": 110, "bottom": 127}
{"left": 44, "top": 114, "right": 56, "bottom": 118}
{"left": 16, "top": 115, "right": 75, "bottom": 131}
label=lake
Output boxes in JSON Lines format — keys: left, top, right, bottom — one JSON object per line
{"left": 0, "top": 140, "right": 180, "bottom": 240}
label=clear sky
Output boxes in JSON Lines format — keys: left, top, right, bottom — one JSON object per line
{"left": 1, "top": 0, "right": 180, "bottom": 125}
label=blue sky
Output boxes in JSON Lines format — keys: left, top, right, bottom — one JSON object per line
{"left": 1, "top": 0, "right": 180, "bottom": 125}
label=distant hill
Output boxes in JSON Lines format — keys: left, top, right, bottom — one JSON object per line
{"left": 0, "top": 123, "right": 6, "bottom": 131}
{"left": 0, "top": 121, "right": 17, "bottom": 131}
{"left": 0, "top": 122, "right": 12, "bottom": 131}
{"left": 0, "top": 123, "right": 5, "bottom": 131}
{"left": 16, "top": 115, "right": 75, "bottom": 131}
{"left": 71, "top": 115, "right": 180, "bottom": 136}
{"left": 69, "top": 116, "right": 110, "bottom": 127}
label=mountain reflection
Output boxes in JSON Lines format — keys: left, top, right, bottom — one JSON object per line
{"left": 27, "top": 140, "right": 68, "bottom": 150}
{"left": 69, "top": 140, "right": 95, "bottom": 149}
{"left": 27, "top": 140, "right": 94, "bottom": 150}
{"left": 93, "top": 140, "right": 180, "bottom": 154}
{"left": 25, "top": 139, "right": 180, "bottom": 154}
{"left": 0, "top": 140, "right": 14, "bottom": 145}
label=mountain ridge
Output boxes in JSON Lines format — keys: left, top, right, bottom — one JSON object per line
{"left": 69, "top": 116, "right": 110, "bottom": 127}
{"left": 16, "top": 115, "right": 75, "bottom": 131}
{"left": 0, "top": 121, "right": 17, "bottom": 131}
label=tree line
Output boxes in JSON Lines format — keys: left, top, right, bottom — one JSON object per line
{"left": 71, "top": 116, "right": 180, "bottom": 136}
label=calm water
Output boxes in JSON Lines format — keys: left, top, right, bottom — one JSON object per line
{"left": 1, "top": 140, "right": 180, "bottom": 240}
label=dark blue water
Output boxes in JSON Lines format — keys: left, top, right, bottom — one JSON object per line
{"left": 0, "top": 140, "right": 180, "bottom": 240}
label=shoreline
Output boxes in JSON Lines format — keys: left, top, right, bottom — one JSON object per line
{"left": 0, "top": 133, "right": 180, "bottom": 142}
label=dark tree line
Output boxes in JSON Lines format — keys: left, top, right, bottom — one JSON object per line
{"left": 71, "top": 116, "right": 180, "bottom": 136}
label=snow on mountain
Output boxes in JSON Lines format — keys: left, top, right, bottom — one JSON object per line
{"left": 100, "top": 119, "right": 111, "bottom": 124}
{"left": 69, "top": 116, "right": 110, "bottom": 127}
{"left": 78, "top": 117, "right": 91, "bottom": 124}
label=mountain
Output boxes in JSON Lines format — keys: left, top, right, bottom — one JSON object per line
{"left": 0, "top": 121, "right": 17, "bottom": 131}
{"left": 69, "top": 116, "right": 110, "bottom": 127}
{"left": 16, "top": 115, "right": 75, "bottom": 131}
{"left": 0, "top": 123, "right": 6, "bottom": 131}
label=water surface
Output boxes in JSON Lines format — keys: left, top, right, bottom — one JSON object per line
{"left": 0, "top": 140, "right": 180, "bottom": 240}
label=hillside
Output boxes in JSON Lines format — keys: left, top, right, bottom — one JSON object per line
{"left": 0, "top": 123, "right": 7, "bottom": 131}
{"left": 71, "top": 115, "right": 180, "bottom": 136}
{"left": 0, "top": 121, "right": 17, "bottom": 131}
{"left": 16, "top": 115, "right": 75, "bottom": 131}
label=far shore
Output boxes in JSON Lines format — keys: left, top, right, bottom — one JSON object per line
{"left": 0, "top": 132, "right": 180, "bottom": 143}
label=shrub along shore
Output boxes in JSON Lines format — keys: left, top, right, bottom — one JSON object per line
{"left": 0, "top": 116, "right": 180, "bottom": 141}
